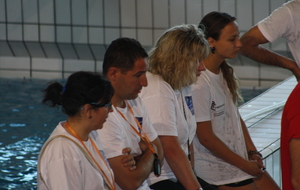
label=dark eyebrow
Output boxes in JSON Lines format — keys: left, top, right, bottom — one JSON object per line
{"left": 133, "top": 70, "right": 146, "bottom": 76}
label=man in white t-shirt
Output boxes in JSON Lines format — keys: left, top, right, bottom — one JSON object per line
{"left": 97, "top": 37, "right": 163, "bottom": 190}
{"left": 240, "top": 0, "right": 300, "bottom": 80}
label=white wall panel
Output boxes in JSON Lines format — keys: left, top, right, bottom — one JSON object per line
{"left": 7, "top": 24, "right": 22, "bottom": 40}
{"left": 202, "top": 0, "right": 218, "bottom": 15}
{"left": 89, "top": 27, "right": 104, "bottom": 44}
{"left": 0, "top": 24, "right": 6, "bottom": 40}
{"left": 7, "top": 0, "right": 21, "bottom": 22}
{"left": 253, "top": 0, "right": 269, "bottom": 24}
{"left": 0, "top": 70, "right": 30, "bottom": 78}
{"left": 64, "top": 59, "right": 94, "bottom": 72}
{"left": 104, "top": 0, "right": 120, "bottom": 27}
{"left": 24, "top": 24, "right": 39, "bottom": 41}
{"left": 104, "top": 28, "right": 120, "bottom": 44}
{"left": 220, "top": 0, "right": 235, "bottom": 16}
{"left": 170, "top": 0, "right": 185, "bottom": 26}
{"left": 0, "top": 0, "right": 5, "bottom": 22}
{"left": 120, "top": 0, "right": 136, "bottom": 27}
{"left": 137, "top": 29, "right": 152, "bottom": 46}
{"left": 56, "top": 26, "right": 71, "bottom": 43}
{"left": 72, "top": 0, "right": 87, "bottom": 25}
{"left": 153, "top": 0, "right": 168, "bottom": 28}
{"left": 237, "top": 0, "right": 252, "bottom": 31}
{"left": 23, "top": 0, "right": 38, "bottom": 23}
{"left": 39, "top": 0, "right": 54, "bottom": 24}
{"left": 186, "top": 0, "right": 203, "bottom": 25}
{"left": 137, "top": 0, "right": 152, "bottom": 28}
{"left": 88, "top": 0, "right": 103, "bottom": 26}
{"left": 121, "top": 28, "right": 136, "bottom": 39}
{"left": 32, "top": 58, "right": 62, "bottom": 71}
{"left": 32, "top": 71, "right": 62, "bottom": 79}
{"left": 0, "top": 57, "right": 30, "bottom": 69}
{"left": 55, "top": 0, "right": 70, "bottom": 25}
{"left": 73, "top": 27, "right": 88, "bottom": 43}
{"left": 40, "top": 25, "right": 55, "bottom": 42}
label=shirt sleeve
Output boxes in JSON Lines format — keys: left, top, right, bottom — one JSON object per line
{"left": 191, "top": 82, "right": 211, "bottom": 122}
{"left": 140, "top": 102, "right": 158, "bottom": 142}
{"left": 142, "top": 94, "right": 178, "bottom": 137}
{"left": 257, "top": 4, "right": 293, "bottom": 42}
{"left": 98, "top": 118, "right": 127, "bottom": 159}
{"left": 41, "top": 138, "right": 85, "bottom": 190}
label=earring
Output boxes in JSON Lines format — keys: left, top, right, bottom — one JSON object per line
{"left": 210, "top": 47, "right": 216, "bottom": 54}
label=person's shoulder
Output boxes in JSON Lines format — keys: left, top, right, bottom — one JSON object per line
{"left": 141, "top": 73, "right": 174, "bottom": 98}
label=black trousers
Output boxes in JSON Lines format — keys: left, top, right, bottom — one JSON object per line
{"left": 150, "top": 177, "right": 218, "bottom": 190}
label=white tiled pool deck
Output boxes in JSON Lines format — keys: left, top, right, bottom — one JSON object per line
{"left": 239, "top": 76, "right": 297, "bottom": 186}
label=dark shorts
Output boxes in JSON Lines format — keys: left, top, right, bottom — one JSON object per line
{"left": 223, "top": 179, "right": 254, "bottom": 187}
{"left": 149, "top": 177, "right": 218, "bottom": 190}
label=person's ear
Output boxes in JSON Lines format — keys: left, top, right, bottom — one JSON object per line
{"left": 81, "top": 104, "right": 93, "bottom": 119}
{"left": 106, "top": 67, "right": 120, "bottom": 82}
{"left": 207, "top": 37, "right": 216, "bottom": 47}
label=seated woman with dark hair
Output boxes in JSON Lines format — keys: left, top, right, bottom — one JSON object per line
{"left": 37, "top": 71, "right": 135, "bottom": 190}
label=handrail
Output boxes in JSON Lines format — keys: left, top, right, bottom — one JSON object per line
{"left": 242, "top": 101, "right": 286, "bottom": 122}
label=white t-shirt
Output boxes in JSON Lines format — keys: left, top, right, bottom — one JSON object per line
{"left": 140, "top": 72, "right": 197, "bottom": 186}
{"left": 191, "top": 69, "right": 253, "bottom": 185}
{"left": 257, "top": 0, "right": 300, "bottom": 67}
{"left": 38, "top": 121, "right": 113, "bottom": 190}
{"left": 98, "top": 97, "right": 157, "bottom": 190}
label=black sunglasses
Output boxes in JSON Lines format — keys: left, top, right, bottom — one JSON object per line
{"left": 89, "top": 102, "right": 112, "bottom": 109}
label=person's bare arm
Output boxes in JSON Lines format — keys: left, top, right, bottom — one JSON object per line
{"left": 159, "top": 136, "right": 201, "bottom": 190}
{"left": 196, "top": 121, "right": 264, "bottom": 177}
{"left": 239, "top": 117, "right": 263, "bottom": 164}
{"left": 290, "top": 138, "right": 300, "bottom": 190}
{"left": 240, "top": 26, "right": 300, "bottom": 80}
{"left": 108, "top": 140, "right": 158, "bottom": 190}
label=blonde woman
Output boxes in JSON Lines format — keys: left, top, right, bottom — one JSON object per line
{"left": 140, "top": 24, "right": 214, "bottom": 190}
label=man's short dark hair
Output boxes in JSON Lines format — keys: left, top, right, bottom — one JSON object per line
{"left": 102, "top": 37, "right": 148, "bottom": 76}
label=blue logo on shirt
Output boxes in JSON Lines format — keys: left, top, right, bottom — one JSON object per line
{"left": 185, "top": 96, "right": 195, "bottom": 115}
{"left": 135, "top": 117, "right": 143, "bottom": 133}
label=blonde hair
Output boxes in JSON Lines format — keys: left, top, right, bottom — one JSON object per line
{"left": 148, "top": 24, "right": 209, "bottom": 90}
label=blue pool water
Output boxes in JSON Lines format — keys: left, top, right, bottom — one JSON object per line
{"left": 0, "top": 78, "right": 267, "bottom": 190}
{"left": 0, "top": 78, "right": 66, "bottom": 190}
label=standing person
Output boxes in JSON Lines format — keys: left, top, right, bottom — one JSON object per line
{"left": 192, "top": 12, "right": 280, "bottom": 190}
{"left": 281, "top": 81, "right": 300, "bottom": 190}
{"left": 140, "top": 24, "right": 211, "bottom": 190}
{"left": 98, "top": 37, "right": 163, "bottom": 190}
{"left": 38, "top": 71, "right": 136, "bottom": 190}
{"left": 240, "top": 0, "right": 300, "bottom": 80}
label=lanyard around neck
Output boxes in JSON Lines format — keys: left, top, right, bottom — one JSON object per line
{"left": 114, "top": 102, "right": 158, "bottom": 155}
{"left": 180, "top": 92, "right": 191, "bottom": 161}
{"left": 65, "top": 122, "right": 116, "bottom": 190}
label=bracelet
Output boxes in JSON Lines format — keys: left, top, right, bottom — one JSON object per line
{"left": 248, "top": 150, "right": 262, "bottom": 158}
{"left": 197, "top": 188, "right": 203, "bottom": 190}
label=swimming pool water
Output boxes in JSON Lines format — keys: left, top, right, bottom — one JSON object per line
{"left": 0, "top": 78, "right": 267, "bottom": 190}
{"left": 0, "top": 78, "right": 66, "bottom": 190}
